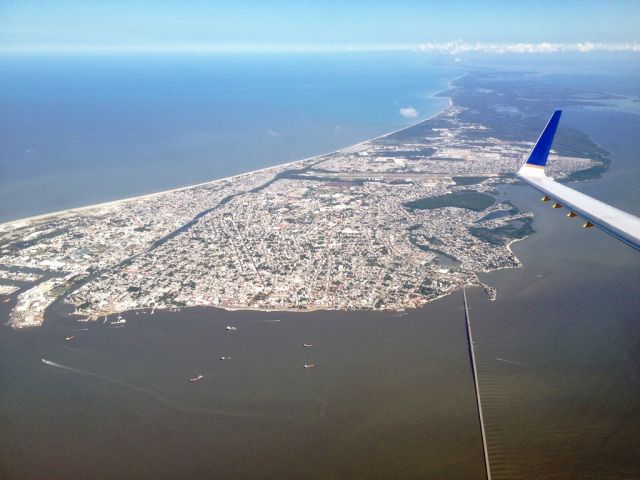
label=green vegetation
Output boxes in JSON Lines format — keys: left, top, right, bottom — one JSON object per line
{"left": 405, "top": 191, "right": 495, "bottom": 211}
{"left": 424, "top": 236, "right": 443, "bottom": 246}
{"left": 478, "top": 202, "right": 518, "bottom": 222}
{"left": 427, "top": 246, "right": 458, "bottom": 262}
{"left": 438, "top": 72, "right": 612, "bottom": 183}
{"left": 561, "top": 159, "right": 610, "bottom": 183}
{"left": 469, "top": 217, "right": 534, "bottom": 245}
{"left": 49, "top": 274, "right": 87, "bottom": 297}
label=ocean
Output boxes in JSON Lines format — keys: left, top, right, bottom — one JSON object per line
{"left": 0, "top": 52, "right": 455, "bottom": 222}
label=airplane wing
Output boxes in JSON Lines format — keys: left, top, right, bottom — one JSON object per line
{"left": 516, "top": 110, "right": 640, "bottom": 252}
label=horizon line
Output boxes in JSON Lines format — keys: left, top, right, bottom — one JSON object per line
{"left": 2, "top": 41, "right": 640, "bottom": 56}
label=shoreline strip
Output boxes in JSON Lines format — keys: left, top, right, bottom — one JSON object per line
{"left": 1, "top": 96, "right": 453, "bottom": 231}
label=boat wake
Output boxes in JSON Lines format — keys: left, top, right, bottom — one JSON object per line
{"left": 42, "top": 358, "right": 70, "bottom": 368}
{"left": 495, "top": 357, "right": 526, "bottom": 366}
{"left": 40, "top": 358, "right": 324, "bottom": 422}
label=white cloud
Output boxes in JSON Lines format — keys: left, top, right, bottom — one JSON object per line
{"left": 415, "top": 41, "right": 640, "bottom": 55}
{"left": 399, "top": 107, "right": 418, "bottom": 118}
{"left": 266, "top": 128, "right": 281, "bottom": 138}
{"left": 2, "top": 41, "right": 639, "bottom": 56}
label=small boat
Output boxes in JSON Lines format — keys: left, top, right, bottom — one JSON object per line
{"left": 2, "top": 298, "right": 11, "bottom": 303}
{"left": 111, "top": 314, "right": 126, "bottom": 325}
{"left": 303, "top": 343, "right": 313, "bottom": 348}
{"left": 225, "top": 326, "right": 238, "bottom": 331}
{"left": 303, "top": 364, "right": 316, "bottom": 369}
{"left": 65, "top": 335, "right": 75, "bottom": 342}
{"left": 219, "top": 356, "right": 231, "bottom": 361}
{"left": 189, "top": 374, "right": 204, "bottom": 383}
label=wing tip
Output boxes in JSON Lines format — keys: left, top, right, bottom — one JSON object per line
{"left": 523, "top": 110, "right": 563, "bottom": 169}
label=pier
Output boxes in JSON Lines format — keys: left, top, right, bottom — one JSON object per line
{"left": 463, "top": 286, "right": 492, "bottom": 480}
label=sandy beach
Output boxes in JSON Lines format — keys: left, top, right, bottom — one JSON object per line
{"left": 0, "top": 98, "right": 452, "bottom": 233}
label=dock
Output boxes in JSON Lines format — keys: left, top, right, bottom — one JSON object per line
{"left": 463, "top": 286, "right": 492, "bottom": 480}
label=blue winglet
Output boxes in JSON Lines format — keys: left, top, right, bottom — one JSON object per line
{"left": 525, "top": 110, "right": 562, "bottom": 167}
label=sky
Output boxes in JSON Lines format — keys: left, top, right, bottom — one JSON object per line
{"left": 1, "top": 0, "right": 640, "bottom": 53}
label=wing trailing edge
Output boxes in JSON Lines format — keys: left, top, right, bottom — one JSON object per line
{"left": 517, "top": 111, "right": 640, "bottom": 252}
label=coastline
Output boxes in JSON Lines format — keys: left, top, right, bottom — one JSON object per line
{"left": 4, "top": 69, "right": 613, "bottom": 322}
{"left": 0, "top": 97, "right": 453, "bottom": 232}
{"left": 3, "top": 75, "right": 546, "bottom": 323}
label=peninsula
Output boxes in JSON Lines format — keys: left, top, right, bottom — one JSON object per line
{"left": 0, "top": 71, "right": 612, "bottom": 328}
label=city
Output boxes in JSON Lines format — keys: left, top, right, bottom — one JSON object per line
{"left": 0, "top": 83, "right": 599, "bottom": 327}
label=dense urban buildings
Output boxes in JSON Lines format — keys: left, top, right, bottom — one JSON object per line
{"left": 0, "top": 75, "right": 604, "bottom": 327}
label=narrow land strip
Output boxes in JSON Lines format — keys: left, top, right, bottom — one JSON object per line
{"left": 463, "top": 286, "right": 492, "bottom": 480}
